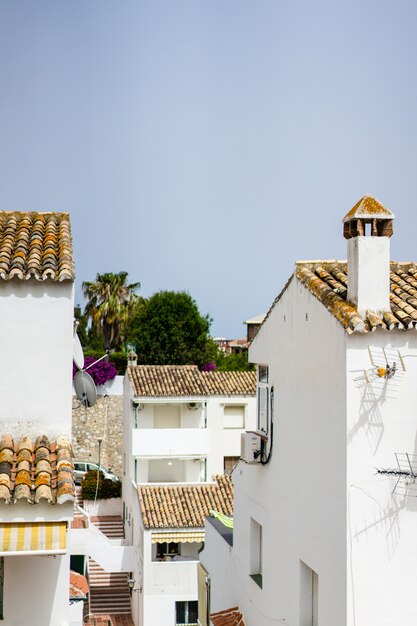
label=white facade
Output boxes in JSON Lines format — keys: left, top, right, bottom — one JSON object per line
{"left": 0, "top": 281, "right": 74, "bottom": 437}
{"left": 200, "top": 240, "right": 417, "bottom": 624}
{"left": 0, "top": 216, "right": 78, "bottom": 624}
{"left": 123, "top": 371, "right": 256, "bottom": 626}
{"left": 126, "top": 395, "right": 255, "bottom": 484}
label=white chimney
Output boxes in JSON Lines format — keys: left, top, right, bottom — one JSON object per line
{"left": 343, "top": 195, "right": 395, "bottom": 316}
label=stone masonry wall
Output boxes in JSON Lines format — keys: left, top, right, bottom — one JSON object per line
{"left": 72, "top": 395, "right": 123, "bottom": 477}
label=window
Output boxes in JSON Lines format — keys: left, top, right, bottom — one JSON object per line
{"left": 176, "top": 600, "right": 198, "bottom": 625}
{"left": 257, "top": 365, "right": 269, "bottom": 434}
{"left": 249, "top": 518, "right": 262, "bottom": 588}
{"left": 70, "top": 555, "right": 85, "bottom": 576}
{"left": 223, "top": 405, "right": 245, "bottom": 429}
{"left": 156, "top": 542, "right": 180, "bottom": 559}
{"left": 300, "top": 561, "right": 318, "bottom": 626}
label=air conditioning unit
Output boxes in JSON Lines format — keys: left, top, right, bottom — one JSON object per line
{"left": 241, "top": 431, "right": 268, "bottom": 464}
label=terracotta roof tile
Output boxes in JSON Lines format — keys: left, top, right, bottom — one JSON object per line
{"left": 210, "top": 607, "right": 246, "bottom": 626}
{"left": 0, "top": 435, "right": 74, "bottom": 505}
{"left": 0, "top": 212, "right": 74, "bottom": 281}
{"left": 201, "top": 371, "right": 256, "bottom": 395}
{"left": 295, "top": 261, "right": 417, "bottom": 333}
{"left": 127, "top": 365, "right": 256, "bottom": 397}
{"left": 138, "top": 475, "right": 233, "bottom": 529}
{"left": 69, "top": 570, "right": 88, "bottom": 598}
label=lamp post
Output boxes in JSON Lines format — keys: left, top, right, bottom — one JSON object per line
{"left": 97, "top": 437, "right": 103, "bottom": 471}
{"left": 95, "top": 437, "right": 103, "bottom": 503}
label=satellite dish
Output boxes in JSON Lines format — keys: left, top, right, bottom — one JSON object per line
{"left": 73, "top": 333, "right": 85, "bottom": 370}
{"left": 74, "top": 370, "right": 97, "bottom": 408}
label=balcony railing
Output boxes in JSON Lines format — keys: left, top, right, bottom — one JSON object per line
{"left": 132, "top": 427, "right": 208, "bottom": 458}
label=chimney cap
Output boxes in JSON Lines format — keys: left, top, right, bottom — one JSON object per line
{"left": 342, "top": 195, "right": 395, "bottom": 223}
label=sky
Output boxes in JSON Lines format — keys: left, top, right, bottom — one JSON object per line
{"left": 0, "top": 1, "right": 417, "bottom": 338}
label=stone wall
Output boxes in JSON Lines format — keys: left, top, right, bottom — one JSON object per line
{"left": 72, "top": 394, "right": 124, "bottom": 477}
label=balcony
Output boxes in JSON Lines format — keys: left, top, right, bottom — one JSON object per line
{"left": 132, "top": 428, "right": 209, "bottom": 458}
{"left": 146, "top": 559, "right": 198, "bottom": 595}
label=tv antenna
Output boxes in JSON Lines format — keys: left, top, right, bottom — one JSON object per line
{"left": 73, "top": 350, "right": 109, "bottom": 408}
{"left": 354, "top": 347, "right": 406, "bottom": 385}
{"left": 377, "top": 453, "right": 417, "bottom": 496}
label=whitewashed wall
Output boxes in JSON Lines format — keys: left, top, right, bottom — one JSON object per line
{"left": 123, "top": 374, "right": 255, "bottom": 625}
{"left": 206, "top": 396, "right": 256, "bottom": 479}
{"left": 142, "top": 531, "right": 198, "bottom": 626}
{"left": 346, "top": 331, "right": 417, "bottom": 626}
{"left": 126, "top": 393, "right": 255, "bottom": 483}
{"left": 4, "top": 554, "right": 72, "bottom": 625}
{"left": 199, "top": 520, "right": 234, "bottom": 611}
{"left": 0, "top": 281, "right": 74, "bottom": 437}
{"left": 206, "top": 276, "right": 348, "bottom": 626}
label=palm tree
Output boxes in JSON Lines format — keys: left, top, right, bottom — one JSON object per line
{"left": 82, "top": 271, "right": 140, "bottom": 350}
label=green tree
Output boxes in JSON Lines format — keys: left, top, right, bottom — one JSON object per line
{"left": 74, "top": 304, "right": 88, "bottom": 347}
{"left": 82, "top": 271, "right": 140, "bottom": 350}
{"left": 214, "top": 349, "right": 255, "bottom": 372}
{"left": 128, "top": 290, "right": 213, "bottom": 366}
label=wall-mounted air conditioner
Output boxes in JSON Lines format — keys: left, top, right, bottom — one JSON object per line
{"left": 241, "top": 431, "right": 268, "bottom": 464}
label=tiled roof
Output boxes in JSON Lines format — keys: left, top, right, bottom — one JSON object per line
{"left": 295, "top": 261, "right": 417, "bottom": 333}
{"left": 0, "top": 435, "right": 75, "bottom": 505}
{"left": 210, "top": 607, "right": 246, "bottom": 626}
{"left": 0, "top": 211, "right": 74, "bottom": 281}
{"left": 69, "top": 570, "right": 88, "bottom": 598}
{"left": 201, "top": 370, "right": 255, "bottom": 395}
{"left": 138, "top": 475, "right": 233, "bottom": 529}
{"left": 127, "top": 365, "right": 256, "bottom": 397}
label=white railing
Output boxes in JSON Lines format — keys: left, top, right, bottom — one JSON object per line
{"left": 69, "top": 506, "right": 134, "bottom": 572}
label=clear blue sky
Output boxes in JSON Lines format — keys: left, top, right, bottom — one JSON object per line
{"left": 1, "top": 1, "right": 416, "bottom": 337}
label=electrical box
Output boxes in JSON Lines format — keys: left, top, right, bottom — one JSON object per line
{"left": 241, "top": 431, "right": 266, "bottom": 464}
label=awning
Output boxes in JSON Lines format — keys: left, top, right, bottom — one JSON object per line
{"left": 151, "top": 531, "right": 205, "bottom": 544}
{"left": 0, "top": 522, "right": 67, "bottom": 555}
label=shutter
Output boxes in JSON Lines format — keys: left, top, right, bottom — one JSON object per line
{"left": 312, "top": 570, "right": 318, "bottom": 626}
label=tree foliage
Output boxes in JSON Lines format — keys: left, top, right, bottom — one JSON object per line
{"left": 214, "top": 349, "right": 254, "bottom": 372}
{"left": 128, "top": 290, "right": 214, "bottom": 366}
{"left": 81, "top": 471, "right": 121, "bottom": 500}
{"left": 82, "top": 271, "right": 140, "bottom": 350}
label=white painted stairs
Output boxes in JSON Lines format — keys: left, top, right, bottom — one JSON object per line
{"left": 88, "top": 516, "right": 132, "bottom": 615}
{"left": 73, "top": 489, "right": 132, "bottom": 617}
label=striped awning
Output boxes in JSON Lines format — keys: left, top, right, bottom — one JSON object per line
{"left": 151, "top": 531, "right": 205, "bottom": 544}
{"left": 0, "top": 522, "right": 67, "bottom": 555}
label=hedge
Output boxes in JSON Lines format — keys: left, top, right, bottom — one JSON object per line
{"left": 81, "top": 470, "right": 121, "bottom": 500}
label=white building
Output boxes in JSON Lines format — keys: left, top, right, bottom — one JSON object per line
{"left": 200, "top": 195, "right": 417, "bottom": 626}
{"left": 122, "top": 364, "right": 256, "bottom": 626}
{"left": 0, "top": 211, "right": 78, "bottom": 626}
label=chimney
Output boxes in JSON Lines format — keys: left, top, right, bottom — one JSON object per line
{"left": 343, "top": 195, "right": 395, "bottom": 315}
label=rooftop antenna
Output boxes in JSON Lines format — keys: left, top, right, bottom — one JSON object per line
{"left": 354, "top": 346, "right": 406, "bottom": 385}
{"left": 377, "top": 453, "right": 417, "bottom": 496}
